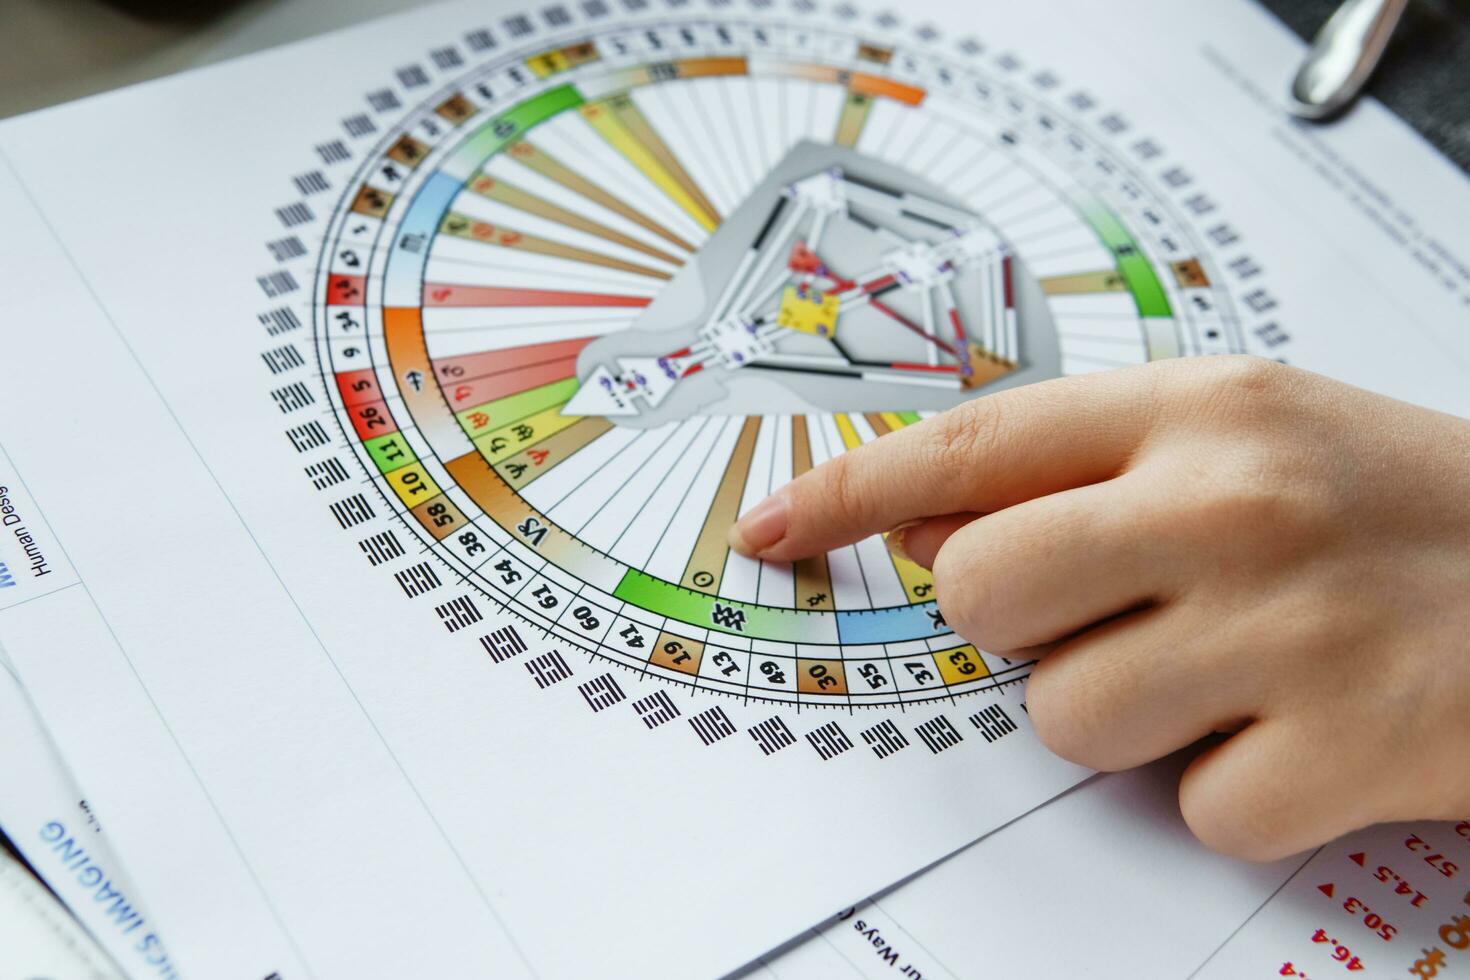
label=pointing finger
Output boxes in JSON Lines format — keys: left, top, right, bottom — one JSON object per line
{"left": 727, "top": 363, "right": 1168, "bottom": 562}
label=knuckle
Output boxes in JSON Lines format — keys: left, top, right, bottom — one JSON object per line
{"left": 1024, "top": 661, "right": 1099, "bottom": 765}
{"left": 1178, "top": 355, "right": 1292, "bottom": 425}
{"left": 1206, "top": 353, "right": 1288, "bottom": 393}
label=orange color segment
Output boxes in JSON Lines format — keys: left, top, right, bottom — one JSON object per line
{"left": 848, "top": 72, "right": 925, "bottom": 105}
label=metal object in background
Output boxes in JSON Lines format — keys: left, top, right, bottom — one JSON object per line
{"left": 0, "top": 839, "right": 123, "bottom": 979}
{"left": 97, "top": 0, "right": 252, "bottom": 22}
{"left": 1288, "top": 0, "right": 1411, "bottom": 119}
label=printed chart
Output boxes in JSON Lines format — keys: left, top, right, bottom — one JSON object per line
{"left": 23, "top": 0, "right": 1470, "bottom": 973}
{"left": 270, "top": 4, "right": 1259, "bottom": 732}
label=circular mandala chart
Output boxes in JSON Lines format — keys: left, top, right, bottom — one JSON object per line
{"left": 294, "top": 4, "right": 1254, "bottom": 711}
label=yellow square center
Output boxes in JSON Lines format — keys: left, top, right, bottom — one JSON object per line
{"left": 776, "top": 286, "right": 840, "bottom": 337}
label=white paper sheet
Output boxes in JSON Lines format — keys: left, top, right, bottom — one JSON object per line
{"left": 1, "top": 0, "right": 1467, "bottom": 976}
{"left": 755, "top": 756, "right": 1303, "bottom": 979}
{"left": 1196, "top": 820, "right": 1470, "bottom": 979}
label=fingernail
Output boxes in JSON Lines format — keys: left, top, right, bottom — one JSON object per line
{"left": 884, "top": 519, "right": 924, "bottom": 563}
{"left": 729, "top": 494, "right": 789, "bottom": 556}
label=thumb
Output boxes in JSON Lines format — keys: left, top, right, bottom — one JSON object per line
{"left": 886, "top": 513, "right": 982, "bottom": 569}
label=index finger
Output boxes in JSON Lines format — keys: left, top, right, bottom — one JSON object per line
{"left": 727, "top": 361, "right": 1170, "bottom": 562}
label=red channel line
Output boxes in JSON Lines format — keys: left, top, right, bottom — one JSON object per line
{"left": 947, "top": 308, "right": 968, "bottom": 347}
{"left": 886, "top": 362, "right": 960, "bottom": 374}
{"left": 868, "top": 298, "right": 962, "bottom": 360}
{"left": 794, "top": 245, "right": 963, "bottom": 362}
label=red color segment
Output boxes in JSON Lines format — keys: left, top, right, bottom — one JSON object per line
{"left": 327, "top": 274, "right": 367, "bottom": 306}
{"left": 448, "top": 355, "right": 579, "bottom": 408}
{"left": 347, "top": 400, "right": 398, "bottom": 440}
{"left": 431, "top": 336, "right": 593, "bottom": 385}
{"left": 336, "top": 369, "right": 385, "bottom": 407}
{"left": 422, "top": 283, "right": 651, "bottom": 308}
{"left": 336, "top": 369, "right": 400, "bottom": 438}
{"left": 789, "top": 241, "right": 823, "bottom": 274}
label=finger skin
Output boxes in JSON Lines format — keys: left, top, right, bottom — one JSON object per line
{"left": 928, "top": 473, "right": 1176, "bottom": 653}
{"left": 1024, "top": 604, "right": 1263, "bottom": 772}
{"left": 729, "top": 362, "right": 1175, "bottom": 561}
{"left": 731, "top": 355, "right": 1470, "bottom": 860}
{"left": 1179, "top": 719, "right": 1378, "bottom": 861}
{"left": 887, "top": 513, "right": 979, "bottom": 569}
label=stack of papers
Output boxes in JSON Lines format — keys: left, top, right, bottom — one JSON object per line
{"left": 1, "top": 0, "right": 1467, "bottom": 975}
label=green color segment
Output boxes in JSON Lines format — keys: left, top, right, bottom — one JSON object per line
{"left": 364, "top": 432, "right": 418, "bottom": 474}
{"left": 456, "top": 377, "right": 580, "bottom": 432}
{"left": 1081, "top": 201, "right": 1172, "bottom": 318}
{"left": 444, "top": 84, "right": 586, "bottom": 175}
{"left": 897, "top": 411, "right": 922, "bottom": 425}
{"left": 613, "top": 569, "right": 837, "bottom": 643}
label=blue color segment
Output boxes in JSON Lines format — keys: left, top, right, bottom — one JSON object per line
{"left": 836, "top": 604, "right": 950, "bottom": 644}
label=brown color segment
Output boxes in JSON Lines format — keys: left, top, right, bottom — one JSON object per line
{"left": 863, "top": 413, "right": 892, "bottom": 437}
{"left": 1171, "top": 258, "right": 1210, "bottom": 288}
{"left": 606, "top": 93, "right": 723, "bottom": 226}
{"left": 790, "top": 417, "right": 835, "bottom": 611}
{"left": 467, "top": 173, "right": 683, "bottom": 266}
{"left": 797, "top": 658, "right": 849, "bottom": 696}
{"left": 493, "top": 416, "right": 614, "bottom": 490}
{"left": 387, "top": 134, "right": 430, "bottom": 167}
{"left": 436, "top": 93, "right": 477, "bottom": 123}
{"left": 650, "top": 632, "right": 705, "bottom": 676}
{"left": 834, "top": 91, "right": 872, "bottom": 148}
{"left": 439, "top": 211, "right": 671, "bottom": 279}
{"left": 410, "top": 493, "right": 469, "bottom": 541}
{"left": 1038, "top": 269, "right": 1127, "bottom": 295}
{"left": 961, "top": 345, "right": 1018, "bottom": 390}
{"left": 351, "top": 184, "right": 393, "bottom": 219}
{"left": 506, "top": 140, "right": 696, "bottom": 253}
{"left": 680, "top": 417, "right": 761, "bottom": 594}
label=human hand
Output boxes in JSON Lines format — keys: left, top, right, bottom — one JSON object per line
{"left": 728, "top": 357, "right": 1470, "bottom": 860}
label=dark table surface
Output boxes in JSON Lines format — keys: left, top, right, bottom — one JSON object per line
{"left": 1261, "top": 0, "right": 1470, "bottom": 172}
